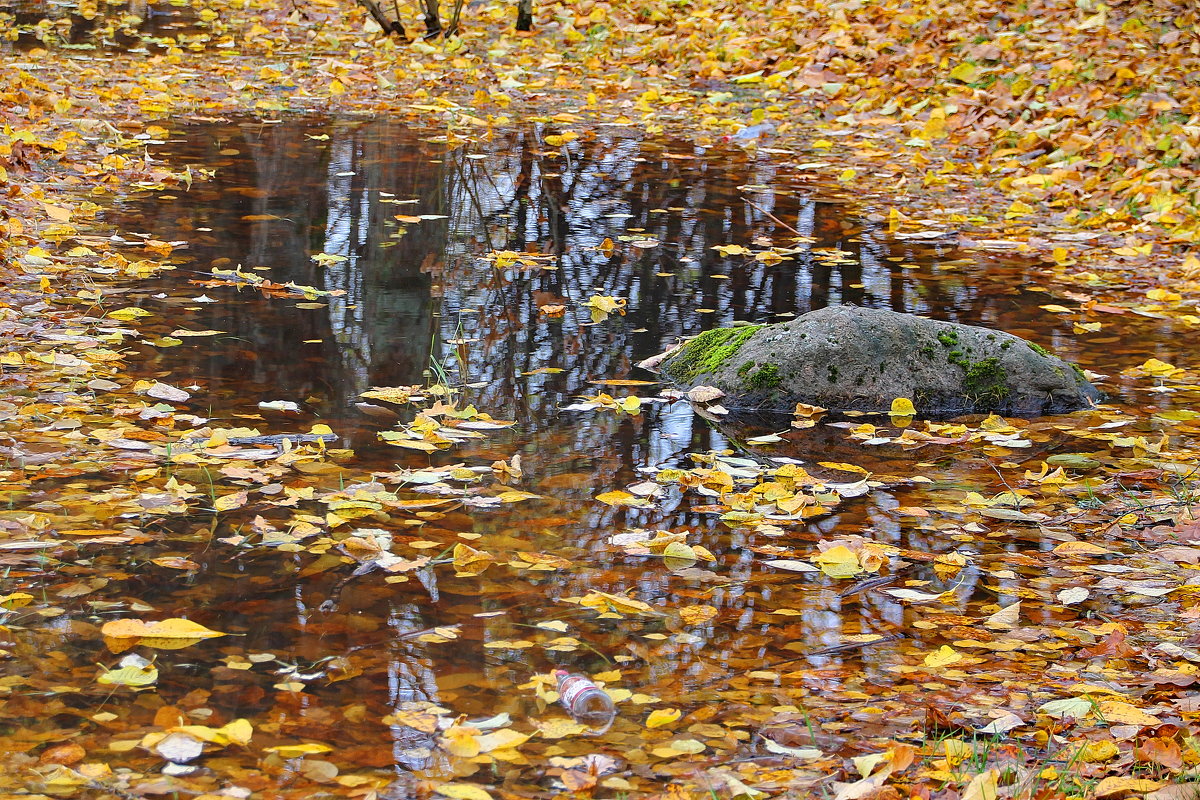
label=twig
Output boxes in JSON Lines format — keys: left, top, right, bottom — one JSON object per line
{"left": 742, "top": 196, "right": 801, "bottom": 236}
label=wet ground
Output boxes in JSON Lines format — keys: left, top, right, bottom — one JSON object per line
{"left": 5, "top": 117, "right": 1198, "bottom": 795}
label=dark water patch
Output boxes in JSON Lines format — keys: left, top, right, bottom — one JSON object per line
{"left": 0, "top": 0, "right": 199, "bottom": 52}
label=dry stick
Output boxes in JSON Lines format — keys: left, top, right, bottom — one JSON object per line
{"left": 986, "top": 459, "right": 1026, "bottom": 510}
{"left": 742, "top": 196, "right": 802, "bottom": 236}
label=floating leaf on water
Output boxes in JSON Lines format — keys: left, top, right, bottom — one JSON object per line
{"left": 983, "top": 601, "right": 1020, "bottom": 629}
{"left": 645, "top": 708, "right": 682, "bottom": 729}
{"left": 923, "top": 645, "right": 962, "bottom": 668}
{"left": 1053, "top": 541, "right": 1112, "bottom": 556}
{"left": 155, "top": 732, "right": 204, "bottom": 763}
{"left": 595, "top": 490, "right": 652, "bottom": 507}
{"left": 258, "top": 400, "right": 301, "bottom": 413}
{"left": 882, "top": 588, "right": 944, "bottom": 602}
{"left": 813, "top": 545, "right": 862, "bottom": 579}
{"left": 763, "top": 559, "right": 818, "bottom": 573}
{"left": 0, "top": 592, "right": 34, "bottom": 610}
{"left": 537, "top": 718, "right": 589, "bottom": 739}
{"left": 264, "top": 742, "right": 334, "bottom": 757}
{"left": 97, "top": 654, "right": 158, "bottom": 687}
{"left": 100, "top": 618, "right": 227, "bottom": 652}
{"left": 146, "top": 382, "right": 190, "bottom": 403}
{"left": 436, "top": 784, "right": 495, "bottom": 800}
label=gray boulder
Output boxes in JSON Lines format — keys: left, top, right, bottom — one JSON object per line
{"left": 650, "top": 306, "right": 1100, "bottom": 416}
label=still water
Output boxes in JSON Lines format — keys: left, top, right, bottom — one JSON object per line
{"left": 7, "top": 118, "right": 1193, "bottom": 794}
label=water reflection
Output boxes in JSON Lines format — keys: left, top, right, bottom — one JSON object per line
{"left": 113, "top": 118, "right": 1084, "bottom": 431}
{"left": 1, "top": 0, "right": 198, "bottom": 51}
{"left": 68, "top": 118, "right": 1157, "bottom": 776}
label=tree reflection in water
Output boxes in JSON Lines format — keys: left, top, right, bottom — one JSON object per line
{"left": 99, "top": 118, "right": 1079, "bottom": 763}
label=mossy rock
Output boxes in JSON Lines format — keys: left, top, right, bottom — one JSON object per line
{"left": 650, "top": 306, "right": 1100, "bottom": 416}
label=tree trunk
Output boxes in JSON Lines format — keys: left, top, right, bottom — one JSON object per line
{"left": 515, "top": 0, "right": 532, "bottom": 31}
{"left": 445, "top": 0, "right": 465, "bottom": 35}
{"left": 422, "top": 0, "right": 442, "bottom": 37}
{"left": 356, "top": 0, "right": 405, "bottom": 37}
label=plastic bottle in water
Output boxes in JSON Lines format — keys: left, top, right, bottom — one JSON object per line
{"left": 554, "top": 669, "right": 616, "bottom": 725}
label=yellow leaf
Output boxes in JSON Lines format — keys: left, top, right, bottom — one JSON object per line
{"left": 1052, "top": 541, "right": 1112, "bottom": 556}
{"left": 962, "top": 768, "right": 999, "bottom": 800}
{"left": 1096, "top": 700, "right": 1160, "bottom": 727}
{"left": 646, "top": 708, "right": 682, "bottom": 729}
{"left": 1140, "top": 358, "right": 1178, "bottom": 377}
{"left": 813, "top": 545, "right": 861, "bottom": 578}
{"left": 108, "top": 306, "right": 153, "bottom": 320}
{"left": 264, "top": 742, "right": 333, "bottom": 757}
{"left": 662, "top": 541, "right": 696, "bottom": 561}
{"left": 220, "top": 718, "right": 253, "bottom": 746}
{"left": 1005, "top": 200, "right": 1034, "bottom": 219}
{"left": 678, "top": 606, "right": 718, "bottom": 625}
{"left": 441, "top": 725, "right": 481, "bottom": 757}
{"left": 452, "top": 543, "right": 495, "bottom": 573}
{"left": 544, "top": 131, "right": 579, "bottom": 147}
{"left": 494, "top": 490, "right": 540, "bottom": 503}
{"left": 923, "top": 645, "right": 963, "bottom": 668}
{"left": 818, "top": 462, "right": 869, "bottom": 475}
{"left": 595, "top": 490, "right": 650, "bottom": 507}
{"left": 100, "top": 618, "right": 226, "bottom": 652}
{"left": 474, "top": 729, "right": 530, "bottom": 753}
{"left": 578, "top": 591, "right": 656, "bottom": 616}
{"left": 97, "top": 663, "right": 158, "bottom": 686}
{"left": 1074, "top": 740, "right": 1119, "bottom": 763}
{"left": 948, "top": 63, "right": 978, "bottom": 83}
{"left": 437, "top": 785, "right": 494, "bottom": 800}
{"left": 214, "top": 491, "right": 248, "bottom": 512}
{"left": 537, "top": 718, "right": 588, "bottom": 739}
{"left": 0, "top": 592, "right": 33, "bottom": 610}
{"left": 1093, "top": 777, "right": 1165, "bottom": 798}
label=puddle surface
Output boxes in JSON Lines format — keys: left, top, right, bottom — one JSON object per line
{"left": 1, "top": 0, "right": 199, "bottom": 52}
{"left": 7, "top": 118, "right": 1197, "bottom": 792}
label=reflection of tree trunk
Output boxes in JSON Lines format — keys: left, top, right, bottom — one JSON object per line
{"left": 516, "top": 0, "right": 532, "bottom": 30}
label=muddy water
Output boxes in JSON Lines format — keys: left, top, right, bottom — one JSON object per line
{"left": 12, "top": 118, "right": 1195, "bottom": 791}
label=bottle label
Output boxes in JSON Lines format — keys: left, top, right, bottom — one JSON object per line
{"left": 557, "top": 674, "right": 600, "bottom": 710}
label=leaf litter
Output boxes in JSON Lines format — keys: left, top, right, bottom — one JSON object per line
{"left": 3, "top": 0, "right": 1200, "bottom": 797}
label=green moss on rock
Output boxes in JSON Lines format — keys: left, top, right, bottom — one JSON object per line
{"left": 743, "top": 363, "right": 782, "bottom": 391}
{"left": 964, "top": 357, "right": 1009, "bottom": 404}
{"left": 663, "top": 325, "right": 762, "bottom": 381}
